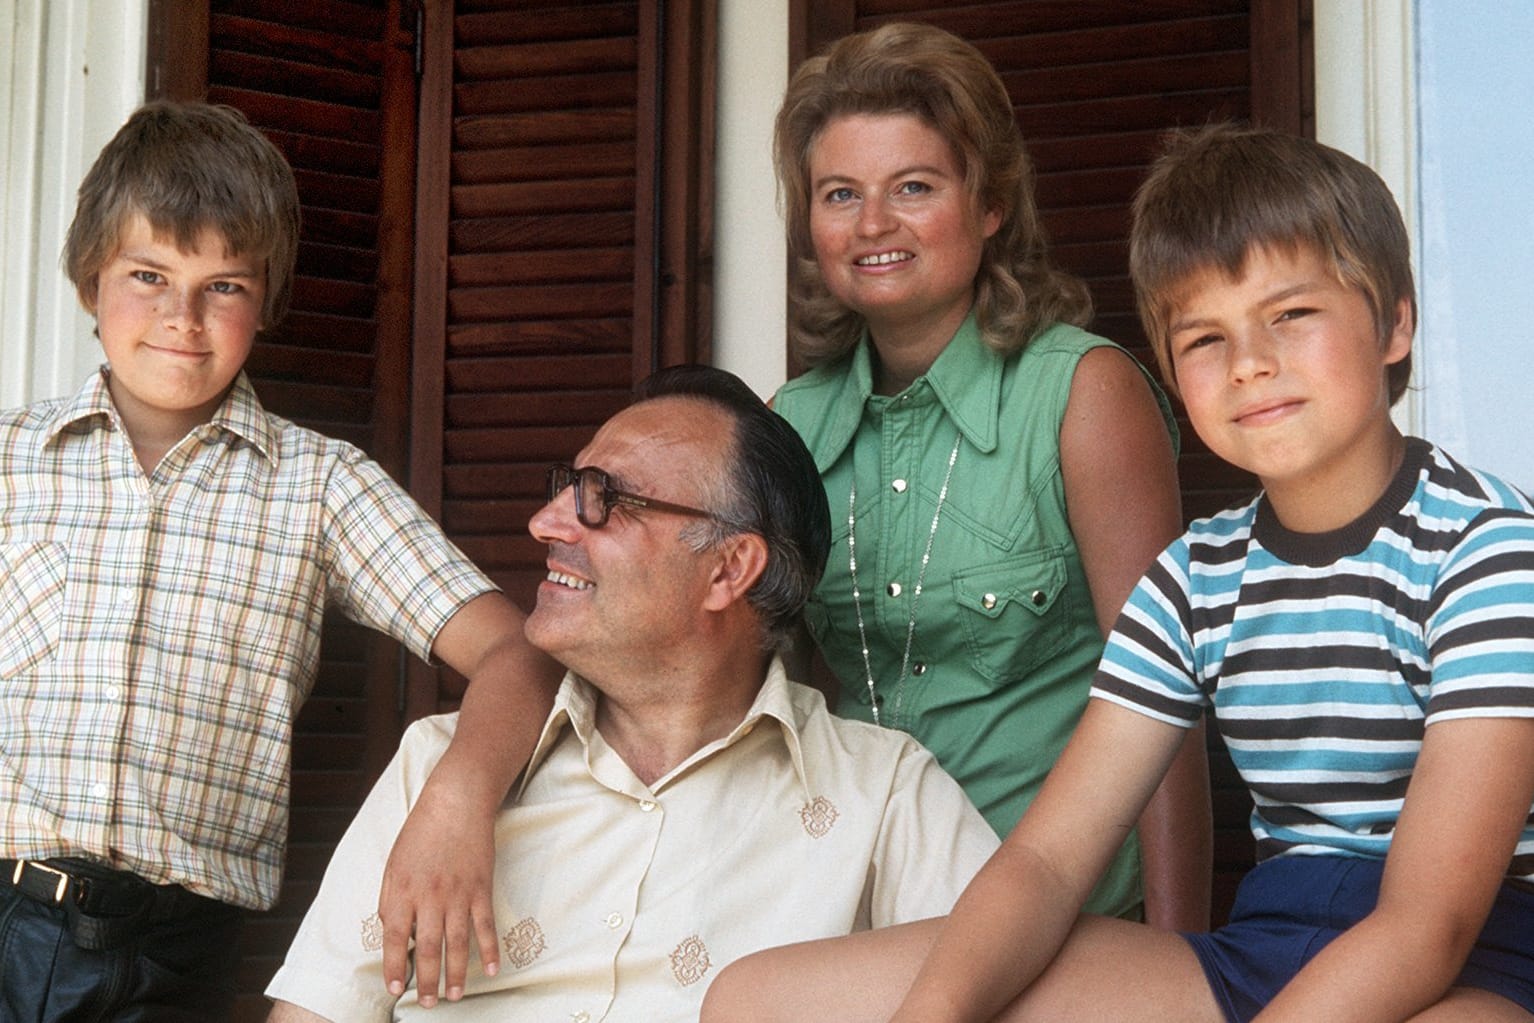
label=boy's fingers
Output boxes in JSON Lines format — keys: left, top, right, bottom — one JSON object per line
{"left": 379, "top": 905, "right": 414, "bottom": 999}
{"left": 411, "top": 911, "right": 445, "bottom": 1007}
{"left": 475, "top": 895, "right": 501, "bottom": 979}
{"left": 440, "top": 910, "right": 471, "bottom": 1001}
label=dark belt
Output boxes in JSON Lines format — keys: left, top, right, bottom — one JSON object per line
{"left": 1, "top": 857, "right": 228, "bottom": 950}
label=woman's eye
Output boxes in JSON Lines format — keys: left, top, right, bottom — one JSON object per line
{"left": 130, "top": 270, "right": 163, "bottom": 285}
{"left": 824, "top": 186, "right": 855, "bottom": 204}
{"left": 895, "top": 180, "right": 931, "bottom": 196}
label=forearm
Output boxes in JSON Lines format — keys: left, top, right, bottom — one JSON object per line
{"left": 1254, "top": 910, "right": 1466, "bottom": 1022}
{"left": 428, "top": 642, "right": 561, "bottom": 808}
{"left": 1136, "top": 720, "right": 1212, "bottom": 930}
{"left": 890, "top": 842, "right": 1082, "bottom": 1023}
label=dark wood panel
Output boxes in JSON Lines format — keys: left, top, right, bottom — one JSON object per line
{"left": 449, "top": 210, "right": 636, "bottom": 252}
{"left": 452, "top": 177, "right": 637, "bottom": 217}
{"left": 450, "top": 248, "right": 634, "bottom": 287}
{"left": 457, "top": 36, "right": 636, "bottom": 78}
{"left": 455, "top": 4, "right": 639, "bottom": 46}
{"left": 446, "top": 317, "right": 634, "bottom": 354}
{"left": 453, "top": 141, "right": 635, "bottom": 184}
{"left": 453, "top": 109, "right": 636, "bottom": 148}
{"left": 456, "top": 70, "right": 639, "bottom": 114}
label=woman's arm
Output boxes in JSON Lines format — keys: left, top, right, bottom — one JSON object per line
{"left": 889, "top": 700, "right": 1190, "bottom": 1023}
{"left": 376, "top": 592, "right": 562, "bottom": 1006}
{"left": 1255, "top": 716, "right": 1534, "bottom": 1021}
{"left": 1060, "top": 346, "right": 1212, "bottom": 930}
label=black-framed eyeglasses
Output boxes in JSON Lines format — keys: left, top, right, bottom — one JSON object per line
{"left": 546, "top": 463, "right": 724, "bottom": 530}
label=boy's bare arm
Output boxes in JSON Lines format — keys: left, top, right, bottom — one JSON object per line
{"left": 1254, "top": 716, "right": 1534, "bottom": 1021}
{"left": 376, "top": 592, "right": 561, "bottom": 1007}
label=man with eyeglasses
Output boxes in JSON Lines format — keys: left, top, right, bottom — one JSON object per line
{"left": 266, "top": 366, "right": 996, "bottom": 1023}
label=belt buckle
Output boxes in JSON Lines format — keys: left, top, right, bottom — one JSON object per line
{"left": 14, "top": 860, "right": 71, "bottom": 903}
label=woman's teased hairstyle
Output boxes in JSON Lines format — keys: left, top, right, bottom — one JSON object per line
{"left": 774, "top": 21, "right": 1091, "bottom": 366}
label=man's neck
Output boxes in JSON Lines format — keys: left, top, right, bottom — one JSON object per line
{"left": 591, "top": 649, "right": 771, "bottom": 787}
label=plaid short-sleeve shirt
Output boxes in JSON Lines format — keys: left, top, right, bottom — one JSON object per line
{"left": 0, "top": 369, "right": 494, "bottom": 908}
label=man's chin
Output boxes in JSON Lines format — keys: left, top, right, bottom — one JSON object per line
{"left": 524, "top": 605, "right": 576, "bottom": 659}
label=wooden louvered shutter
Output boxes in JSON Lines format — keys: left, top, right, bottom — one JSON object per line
{"left": 407, "top": 0, "right": 714, "bottom": 717}
{"left": 794, "top": 0, "right": 1311, "bottom": 925}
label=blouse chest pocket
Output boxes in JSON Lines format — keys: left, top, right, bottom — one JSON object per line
{"left": 951, "top": 551, "right": 1072, "bottom": 685}
{"left": 0, "top": 542, "right": 69, "bottom": 679}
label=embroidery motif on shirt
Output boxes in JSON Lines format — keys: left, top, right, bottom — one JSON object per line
{"left": 502, "top": 917, "right": 547, "bottom": 969}
{"left": 799, "top": 795, "right": 839, "bottom": 838}
{"left": 670, "top": 934, "right": 711, "bottom": 986}
{"left": 360, "top": 913, "right": 384, "bottom": 952}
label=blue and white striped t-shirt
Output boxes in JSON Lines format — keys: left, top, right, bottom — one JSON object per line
{"left": 1092, "top": 439, "right": 1534, "bottom": 880}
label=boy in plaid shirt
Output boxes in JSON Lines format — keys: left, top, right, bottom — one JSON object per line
{"left": 0, "top": 101, "right": 556, "bottom": 1018}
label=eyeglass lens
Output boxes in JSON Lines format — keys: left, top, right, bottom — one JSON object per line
{"left": 548, "top": 465, "right": 611, "bottom": 528}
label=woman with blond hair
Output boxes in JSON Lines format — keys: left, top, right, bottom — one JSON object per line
{"left": 766, "top": 21, "right": 1208, "bottom": 925}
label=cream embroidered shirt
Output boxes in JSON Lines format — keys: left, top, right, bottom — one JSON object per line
{"left": 265, "top": 658, "right": 997, "bottom": 1022}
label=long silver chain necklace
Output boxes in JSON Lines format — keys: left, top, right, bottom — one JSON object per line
{"left": 847, "top": 433, "right": 961, "bottom": 727}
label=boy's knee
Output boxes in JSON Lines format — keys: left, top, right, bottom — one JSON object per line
{"left": 701, "top": 955, "right": 767, "bottom": 1023}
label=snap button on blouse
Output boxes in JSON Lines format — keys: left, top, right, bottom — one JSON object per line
{"left": 892, "top": 479, "right": 907, "bottom": 493}
{"left": 887, "top": 582, "right": 902, "bottom": 598}
{"left": 982, "top": 593, "right": 997, "bottom": 610}
{"left": 1030, "top": 589, "right": 1047, "bottom": 607}
{"left": 912, "top": 662, "right": 927, "bottom": 676}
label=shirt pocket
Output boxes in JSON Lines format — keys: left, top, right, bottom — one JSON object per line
{"left": 0, "top": 542, "right": 68, "bottom": 679}
{"left": 951, "top": 550, "right": 1071, "bottom": 686}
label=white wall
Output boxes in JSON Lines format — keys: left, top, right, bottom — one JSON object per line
{"left": 0, "top": 0, "right": 147, "bottom": 407}
{"left": 712, "top": 0, "right": 789, "bottom": 400}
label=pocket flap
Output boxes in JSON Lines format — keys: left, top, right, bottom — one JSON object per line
{"left": 952, "top": 555, "right": 1065, "bottom": 620}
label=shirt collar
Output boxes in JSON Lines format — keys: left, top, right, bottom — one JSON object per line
{"left": 518, "top": 657, "right": 812, "bottom": 801}
{"left": 800, "top": 310, "right": 1004, "bottom": 472}
{"left": 43, "top": 367, "right": 279, "bottom": 464}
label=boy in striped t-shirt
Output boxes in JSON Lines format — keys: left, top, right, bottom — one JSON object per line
{"left": 700, "top": 124, "right": 1534, "bottom": 1023}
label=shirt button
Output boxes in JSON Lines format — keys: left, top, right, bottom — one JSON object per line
{"left": 891, "top": 479, "right": 907, "bottom": 493}
{"left": 91, "top": 783, "right": 109, "bottom": 799}
{"left": 638, "top": 800, "right": 656, "bottom": 813}
{"left": 104, "top": 685, "right": 122, "bottom": 701}
{"left": 887, "top": 582, "right": 902, "bottom": 598}
{"left": 571, "top": 1013, "right": 591, "bottom": 1023}
{"left": 117, "top": 588, "right": 135, "bottom": 605}
{"left": 912, "top": 662, "right": 927, "bottom": 676}
{"left": 605, "top": 912, "right": 623, "bottom": 929}
{"left": 982, "top": 592, "right": 998, "bottom": 610}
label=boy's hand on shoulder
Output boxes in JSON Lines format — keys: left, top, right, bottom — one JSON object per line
{"left": 378, "top": 776, "right": 500, "bottom": 1006}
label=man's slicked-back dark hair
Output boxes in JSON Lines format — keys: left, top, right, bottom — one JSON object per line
{"left": 634, "top": 365, "right": 831, "bottom": 649}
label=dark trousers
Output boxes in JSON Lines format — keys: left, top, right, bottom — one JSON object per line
{"left": 0, "top": 881, "right": 243, "bottom": 1022}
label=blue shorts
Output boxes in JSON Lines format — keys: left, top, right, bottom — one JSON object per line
{"left": 1183, "top": 854, "right": 1534, "bottom": 1021}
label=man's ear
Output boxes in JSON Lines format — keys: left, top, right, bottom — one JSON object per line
{"left": 701, "top": 533, "right": 769, "bottom": 613}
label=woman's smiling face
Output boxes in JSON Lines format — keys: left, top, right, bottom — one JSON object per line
{"left": 807, "top": 113, "right": 1000, "bottom": 342}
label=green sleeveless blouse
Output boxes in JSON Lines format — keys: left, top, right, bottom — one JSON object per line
{"left": 775, "top": 313, "right": 1179, "bottom": 918}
